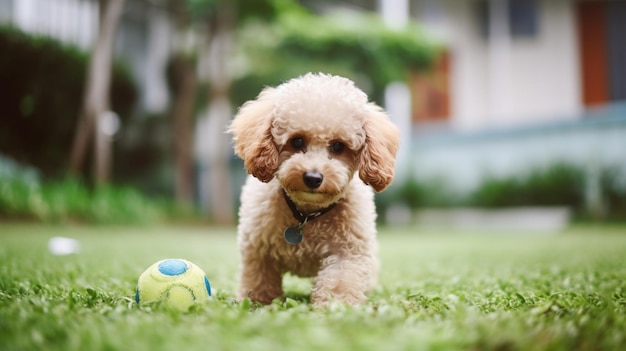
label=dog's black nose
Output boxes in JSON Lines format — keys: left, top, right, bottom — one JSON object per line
{"left": 303, "top": 171, "right": 323, "bottom": 189}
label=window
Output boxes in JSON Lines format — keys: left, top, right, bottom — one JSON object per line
{"left": 476, "top": 0, "right": 539, "bottom": 38}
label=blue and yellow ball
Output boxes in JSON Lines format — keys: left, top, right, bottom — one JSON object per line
{"left": 135, "top": 259, "right": 211, "bottom": 310}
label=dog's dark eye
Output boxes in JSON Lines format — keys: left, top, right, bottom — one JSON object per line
{"left": 329, "top": 141, "right": 345, "bottom": 154}
{"left": 290, "top": 137, "right": 305, "bottom": 150}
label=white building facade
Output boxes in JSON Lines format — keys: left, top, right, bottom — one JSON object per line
{"left": 404, "top": 0, "right": 626, "bottom": 194}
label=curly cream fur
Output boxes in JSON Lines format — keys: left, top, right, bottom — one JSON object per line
{"left": 228, "top": 73, "right": 400, "bottom": 307}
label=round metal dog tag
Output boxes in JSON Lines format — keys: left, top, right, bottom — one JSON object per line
{"left": 283, "top": 227, "right": 303, "bottom": 245}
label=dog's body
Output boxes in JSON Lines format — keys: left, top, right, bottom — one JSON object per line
{"left": 229, "top": 73, "right": 399, "bottom": 306}
{"left": 237, "top": 174, "right": 378, "bottom": 305}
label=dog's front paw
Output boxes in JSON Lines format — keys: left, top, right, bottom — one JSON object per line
{"left": 310, "top": 255, "right": 374, "bottom": 307}
{"left": 310, "top": 287, "right": 367, "bottom": 308}
{"left": 239, "top": 284, "right": 283, "bottom": 305}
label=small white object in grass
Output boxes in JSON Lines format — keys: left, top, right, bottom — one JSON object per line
{"left": 48, "top": 237, "right": 80, "bottom": 255}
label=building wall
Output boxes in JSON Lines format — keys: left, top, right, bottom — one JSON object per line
{"left": 6, "top": 0, "right": 98, "bottom": 50}
{"left": 0, "top": 0, "right": 13, "bottom": 22}
{"left": 413, "top": 0, "right": 582, "bottom": 131}
{"left": 505, "top": 0, "right": 581, "bottom": 124}
{"left": 403, "top": 0, "right": 625, "bottom": 209}
{"left": 409, "top": 103, "right": 626, "bottom": 193}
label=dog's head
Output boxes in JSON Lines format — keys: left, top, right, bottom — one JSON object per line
{"left": 228, "top": 73, "right": 400, "bottom": 208}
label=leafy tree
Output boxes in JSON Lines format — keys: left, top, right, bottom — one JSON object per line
{"left": 233, "top": 1, "right": 439, "bottom": 106}
{"left": 164, "top": 0, "right": 282, "bottom": 221}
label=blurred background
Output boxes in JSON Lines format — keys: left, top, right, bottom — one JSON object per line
{"left": 0, "top": 0, "right": 625, "bottom": 227}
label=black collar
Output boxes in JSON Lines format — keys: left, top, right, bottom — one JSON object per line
{"left": 282, "top": 190, "right": 337, "bottom": 225}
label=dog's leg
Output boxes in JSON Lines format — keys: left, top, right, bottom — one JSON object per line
{"left": 238, "top": 255, "right": 283, "bottom": 304}
{"left": 310, "top": 254, "right": 378, "bottom": 307}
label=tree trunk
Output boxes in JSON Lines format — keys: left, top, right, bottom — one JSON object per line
{"left": 205, "top": 2, "right": 235, "bottom": 224}
{"left": 171, "top": 54, "right": 197, "bottom": 205}
{"left": 69, "top": 0, "right": 125, "bottom": 184}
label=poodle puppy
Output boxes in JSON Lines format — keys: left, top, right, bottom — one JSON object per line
{"left": 228, "top": 73, "right": 400, "bottom": 307}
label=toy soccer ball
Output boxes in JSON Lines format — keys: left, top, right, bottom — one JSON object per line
{"left": 135, "top": 258, "right": 211, "bottom": 310}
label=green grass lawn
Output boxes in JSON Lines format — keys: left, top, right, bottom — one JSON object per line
{"left": 1, "top": 223, "right": 625, "bottom": 351}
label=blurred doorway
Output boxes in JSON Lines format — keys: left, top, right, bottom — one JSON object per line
{"left": 577, "top": 1, "right": 626, "bottom": 107}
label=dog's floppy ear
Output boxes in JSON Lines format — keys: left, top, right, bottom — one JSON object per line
{"left": 228, "top": 87, "right": 279, "bottom": 183}
{"left": 358, "top": 104, "right": 400, "bottom": 192}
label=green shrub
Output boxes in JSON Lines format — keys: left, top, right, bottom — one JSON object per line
{"left": 600, "top": 166, "right": 626, "bottom": 219}
{"left": 113, "top": 113, "right": 174, "bottom": 197}
{"left": 471, "top": 163, "right": 585, "bottom": 208}
{"left": 234, "top": 5, "right": 439, "bottom": 106}
{"left": 0, "top": 177, "right": 164, "bottom": 225}
{"left": 386, "top": 163, "right": 626, "bottom": 221}
{"left": 0, "top": 156, "right": 163, "bottom": 224}
{"left": 385, "top": 176, "right": 463, "bottom": 209}
{"left": 0, "top": 25, "right": 137, "bottom": 178}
